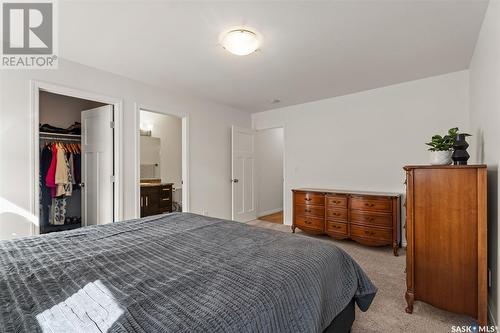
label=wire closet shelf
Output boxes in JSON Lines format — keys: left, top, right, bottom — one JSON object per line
{"left": 39, "top": 132, "right": 81, "bottom": 142}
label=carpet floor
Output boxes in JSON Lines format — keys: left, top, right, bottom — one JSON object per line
{"left": 247, "top": 220, "right": 477, "bottom": 333}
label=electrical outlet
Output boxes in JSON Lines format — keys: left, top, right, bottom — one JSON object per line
{"left": 488, "top": 268, "right": 492, "bottom": 288}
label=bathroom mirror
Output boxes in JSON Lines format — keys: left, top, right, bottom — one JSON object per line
{"left": 140, "top": 136, "right": 161, "bottom": 180}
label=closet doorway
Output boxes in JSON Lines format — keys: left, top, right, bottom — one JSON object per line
{"left": 136, "top": 108, "right": 189, "bottom": 217}
{"left": 32, "top": 82, "right": 123, "bottom": 235}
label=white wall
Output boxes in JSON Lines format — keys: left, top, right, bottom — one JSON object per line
{"left": 39, "top": 91, "right": 106, "bottom": 128}
{"left": 255, "top": 128, "right": 284, "bottom": 216}
{"left": 468, "top": 0, "right": 500, "bottom": 324}
{"left": 0, "top": 59, "right": 250, "bottom": 240}
{"left": 252, "top": 71, "right": 470, "bottom": 232}
{"left": 140, "top": 111, "right": 182, "bottom": 189}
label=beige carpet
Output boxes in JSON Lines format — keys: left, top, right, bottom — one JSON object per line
{"left": 247, "top": 220, "right": 477, "bottom": 333}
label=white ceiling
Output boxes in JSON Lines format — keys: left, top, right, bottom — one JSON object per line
{"left": 59, "top": 0, "right": 488, "bottom": 112}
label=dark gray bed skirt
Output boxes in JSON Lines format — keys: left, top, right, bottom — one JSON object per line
{"left": 324, "top": 299, "right": 355, "bottom": 333}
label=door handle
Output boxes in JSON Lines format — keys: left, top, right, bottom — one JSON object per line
{"left": 141, "top": 197, "right": 143, "bottom": 207}
{"left": 232, "top": 179, "right": 239, "bottom": 183}
{"left": 145, "top": 196, "right": 149, "bottom": 206}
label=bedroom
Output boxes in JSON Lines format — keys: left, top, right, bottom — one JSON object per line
{"left": 0, "top": 0, "right": 498, "bottom": 332}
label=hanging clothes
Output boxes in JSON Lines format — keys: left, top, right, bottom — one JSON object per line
{"left": 46, "top": 144, "right": 57, "bottom": 197}
{"left": 39, "top": 137, "right": 82, "bottom": 230}
{"left": 73, "top": 153, "right": 81, "bottom": 186}
{"left": 51, "top": 197, "right": 66, "bottom": 225}
{"left": 63, "top": 152, "right": 73, "bottom": 196}
{"left": 40, "top": 145, "right": 52, "bottom": 227}
{"left": 69, "top": 154, "right": 76, "bottom": 185}
{"left": 55, "top": 144, "right": 70, "bottom": 197}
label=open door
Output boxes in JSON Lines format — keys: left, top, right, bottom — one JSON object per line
{"left": 81, "top": 105, "right": 114, "bottom": 226}
{"left": 231, "top": 126, "right": 256, "bottom": 222}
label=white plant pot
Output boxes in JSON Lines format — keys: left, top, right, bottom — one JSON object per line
{"left": 429, "top": 150, "right": 452, "bottom": 165}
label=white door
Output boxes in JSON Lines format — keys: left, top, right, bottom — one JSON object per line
{"left": 81, "top": 105, "right": 114, "bottom": 226}
{"left": 231, "top": 126, "right": 256, "bottom": 222}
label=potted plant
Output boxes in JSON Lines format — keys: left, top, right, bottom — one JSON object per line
{"left": 426, "top": 128, "right": 468, "bottom": 165}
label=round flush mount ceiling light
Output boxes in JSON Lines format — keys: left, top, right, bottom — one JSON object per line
{"left": 221, "top": 29, "right": 260, "bottom": 56}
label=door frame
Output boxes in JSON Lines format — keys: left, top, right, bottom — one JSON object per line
{"left": 134, "top": 104, "right": 190, "bottom": 218}
{"left": 30, "top": 80, "right": 124, "bottom": 236}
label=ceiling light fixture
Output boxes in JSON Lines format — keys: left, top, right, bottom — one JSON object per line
{"left": 221, "top": 29, "right": 260, "bottom": 56}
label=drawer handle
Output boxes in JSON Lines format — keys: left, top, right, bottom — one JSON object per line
{"left": 365, "top": 203, "right": 375, "bottom": 207}
{"left": 333, "top": 225, "right": 342, "bottom": 229}
{"left": 162, "top": 188, "right": 169, "bottom": 191}
{"left": 364, "top": 230, "right": 375, "bottom": 236}
{"left": 305, "top": 209, "right": 311, "bottom": 213}
{"left": 333, "top": 212, "right": 340, "bottom": 216}
{"left": 162, "top": 198, "right": 170, "bottom": 201}
{"left": 334, "top": 200, "right": 341, "bottom": 204}
{"left": 305, "top": 198, "right": 312, "bottom": 201}
{"left": 366, "top": 217, "right": 375, "bottom": 222}
{"left": 304, "top": 220, "right": 312, "bottom": 225}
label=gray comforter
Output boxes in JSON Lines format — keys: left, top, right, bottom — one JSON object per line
{"left": 0, "top": 213, "right": 376, "bottom": 333}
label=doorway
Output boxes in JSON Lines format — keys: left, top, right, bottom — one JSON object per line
{"left": 231, "top": 126, "right": 284, "bottom": 223}
{"left": 255, "top": 127, "right": 284, "bottom": 224}
{"left": 31, "top": 81, "right": 123, "bottom": 236}
{"left": 137, "top": 108, "right": 188, "bottom": 217}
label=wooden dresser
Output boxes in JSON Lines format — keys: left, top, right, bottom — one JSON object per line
{"left": 404, "top": 165, "right": 487, "bottom": 325}
{"left": 140, "top": 183, "right": 173, "bottom": 217}
{"left": 292, "top": 189, "right": 401, "bottom": 256}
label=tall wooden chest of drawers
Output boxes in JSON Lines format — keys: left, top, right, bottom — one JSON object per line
{"left": 292, "top": 189, "right": 401, "bottom": 256}
{"left": 404, "top": 165, "right": 487, "bottom": 325}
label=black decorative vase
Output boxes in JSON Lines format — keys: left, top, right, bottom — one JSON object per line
{"left": 452, "top": 134, "right": 470, "bottom": 165}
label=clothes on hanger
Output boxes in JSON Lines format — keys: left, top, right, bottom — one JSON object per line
{"left": 55, "top": 143, "right": 73, "bottom": 197}
{"left": 46, "top": 143, "right": 58, "bottom": 197}
{"left": 40, "top": 141, "right": 81, "bottom": 227}
{"left": 40, "top": 145, "right": 53, "bottom": 228}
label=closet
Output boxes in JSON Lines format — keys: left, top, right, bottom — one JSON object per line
{"left": 38, "top": 91, "right": 112, "bottom": 234}
{"left": 39, "top": 132, "right": 82, "bottom": 233}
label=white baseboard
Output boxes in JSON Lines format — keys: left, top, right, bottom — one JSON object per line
{"left": 257, "top": 208, "right": 283, "bottom": 218}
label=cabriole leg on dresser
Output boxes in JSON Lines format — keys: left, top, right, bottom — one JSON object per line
{"left": 291, "top": 225, "right": 296, "bottom": 233}
{"left": 405, "top": 291, "right": 414, "bottom": 314}
{"left": 393, "top": 242, "right": 399, "bottom": 256}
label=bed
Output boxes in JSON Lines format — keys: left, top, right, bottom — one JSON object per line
{"left": 0, "top": 213, "right": 377, "bottom": 332}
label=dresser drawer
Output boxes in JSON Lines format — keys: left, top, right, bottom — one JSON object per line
{"left": 159, "top": 196, "right": 172, "bottom": 207}
{"left": 294, "top": 192, "right": 324, "bottom": 206}
{"left": 326, "top": 208, "right": 348, "bottom": 222}
{"left": 295, "top": 204, "right": 324, "bottom": 218}
{"left": 294, "top": 216, "right": 324, "bottom": 231}
{"left": 325, "top": 221, "right": 348, "bottom": 235}
{"left": 350, "top": 210, "right": 392, "bottom": 227}
{"left": 350, "top": 197, "right": 392, "bottom": 212}
{"left": 350, "top": 224, "right": 391, "bottom": 241}
{"left": 326, "top": 195, "right": 347, "bottom": 208}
